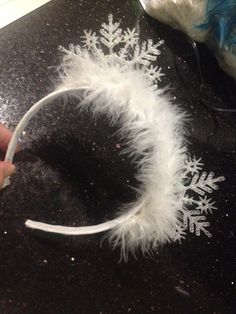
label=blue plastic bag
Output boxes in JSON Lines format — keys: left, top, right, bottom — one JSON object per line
{"left": 140, "top": 0, "right": 236, "bottom": 79}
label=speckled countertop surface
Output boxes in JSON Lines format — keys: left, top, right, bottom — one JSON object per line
{"left": 0, "top": 0, "right": 235, "bottom": 313}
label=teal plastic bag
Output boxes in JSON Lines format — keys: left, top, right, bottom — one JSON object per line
{"left": 140, "top": 0, "right": 236, "bottom": 79}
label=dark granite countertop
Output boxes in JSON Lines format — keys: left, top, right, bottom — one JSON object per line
{"left": 0, "top": 0, "right": 235, "bottom": 313}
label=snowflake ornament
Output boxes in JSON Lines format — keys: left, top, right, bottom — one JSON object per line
{"left": 61, "top": 14, "right": 164, "bottom": 88}
{"left": 183, "top": 156, "right": 204, "bottom": 176}
{"left": 81, "top": 30, "right": 99, "bottom": 49}
{"left": 176, "top": 157, "right": 225, "bottom": 241}
{"left": 196, "top": 196, "right": 216, "bottom": 214}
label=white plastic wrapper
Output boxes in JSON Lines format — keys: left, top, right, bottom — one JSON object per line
{"left": 140, "top": 0, "right": 236, "bottom": 79}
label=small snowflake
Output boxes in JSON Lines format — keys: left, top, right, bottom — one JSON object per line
{"left": 122, "top": 28, "right": 139, "bottom": 46}
{"left": 119, "top": 28, "right": 139, "bottom": 59}
{"left": 183, "top": 156, "right": 203, "bottom": 176}
{"left": 196, "top": 196, "right": 216, "bottom": 214}
{"left": 176, "top": 156, "right": 225, "bottom": 240}
{"left": 144, "top": 65, "right": 165, "bottom": 82}
{"left": 81, "top": 30, "right": 99, "bottom": 50}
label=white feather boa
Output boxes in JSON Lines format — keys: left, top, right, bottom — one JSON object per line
{"left": 3, "top": 15, "right": 188, "bottom": 259}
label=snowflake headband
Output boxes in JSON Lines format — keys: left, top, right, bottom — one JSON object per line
{"left": 3, "top": 15, "right": 224, "bottom": 259}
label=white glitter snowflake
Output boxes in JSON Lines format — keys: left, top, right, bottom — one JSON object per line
{"left": 183, "top": 156, "right": 203, "bottom": 176}
{"left": 81, "top": 30, "right": 99, "bottom": 49}
{"left": 62, "top": 14, "right": 164, "bottom": 87}
{"left": 175, "top": 157, "right": 225, "bottom": 241}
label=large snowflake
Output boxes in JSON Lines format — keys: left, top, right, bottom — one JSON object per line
{"left": 63, "top": 14, "right": 164, "bottom": 87}
{"left": 175, "top": 157, "right": 225, "bottom": 241}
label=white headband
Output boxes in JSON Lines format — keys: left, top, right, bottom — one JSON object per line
{"left": 3, "top": 15, "right": 224, "bottom": 259}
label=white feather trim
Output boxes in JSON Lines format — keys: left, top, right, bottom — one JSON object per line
{"left": 57, "top": 51, "right": 187, "bottom": 257}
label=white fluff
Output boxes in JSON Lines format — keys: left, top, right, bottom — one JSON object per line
{"left": 58, "top": 51, "right": 187, "bottom": 258}
{"left": 4, "top": 15, "right": 187, "bottom": 259}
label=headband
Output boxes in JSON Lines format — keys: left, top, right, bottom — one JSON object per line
{"left": 3, "top": 15, "right": 224, "bottom": 259}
